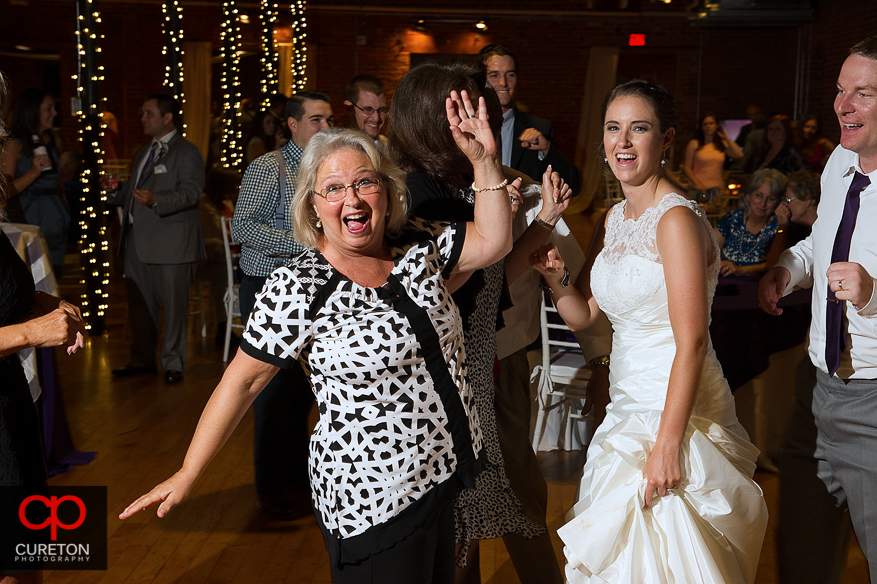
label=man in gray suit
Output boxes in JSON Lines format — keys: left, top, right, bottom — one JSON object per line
{"left": 109, "top": 93, "right": 205, "bottom": 384}
{"left": 759, "top": 36, "right": 877, "bottom": 584}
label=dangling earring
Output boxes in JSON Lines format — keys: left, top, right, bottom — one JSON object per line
{"left": 661, "top": 159, "right": 666, "bottom": 168}
{"left": 603, "top": 157, "right": 608, "bottom": 164}
{"left": 315, "top": 216, "right": 322, "bottom": 229}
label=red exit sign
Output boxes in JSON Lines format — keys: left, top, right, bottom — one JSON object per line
{"left": 629, "top": 33, "right": 646, "bottom": 46}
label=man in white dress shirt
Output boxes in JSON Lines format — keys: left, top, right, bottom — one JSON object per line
{"left": 759, "top": 36, "right": 877, "bottom": 584}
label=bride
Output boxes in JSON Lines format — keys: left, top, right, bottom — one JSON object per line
{"left": 531, "top": 79, "right": 768, "bottom": 583}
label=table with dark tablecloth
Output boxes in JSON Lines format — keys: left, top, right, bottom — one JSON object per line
{"left": 711, "top": 275, "right": 811, "bottom": 391}
{"left": 710, "top": 274, "right": 811, "bottom": 469}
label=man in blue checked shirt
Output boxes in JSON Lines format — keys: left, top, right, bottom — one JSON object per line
{"left": 232, "top": 90, "right": 333, "bottom": 519}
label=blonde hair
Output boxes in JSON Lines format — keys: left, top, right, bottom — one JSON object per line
{"left": 292, "top": 128, "right": 408, "bottom": 249}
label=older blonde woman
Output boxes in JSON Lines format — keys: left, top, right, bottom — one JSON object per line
{"left": 714, "top": 168, "right": 784, "bottom": 276}
{"left": 121, "top": 91, "right": 513, "bottom": 584}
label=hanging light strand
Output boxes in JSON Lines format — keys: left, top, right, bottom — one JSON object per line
{"left": 161, "top": 0, "right": 186, "bottom": 112}
{"left": 290, "top": 0, "right": 307, "bottom": 92}
{"left": 219, "top": 0, "right": 242, "bottom": 167}
{"left": 260, "top": 0, "right": 279, "bottom": 108}
{"left": 74, "top": 0, "right": 110, "bottom": 333}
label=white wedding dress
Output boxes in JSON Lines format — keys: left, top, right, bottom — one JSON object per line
{"left": 558, "top": 194, "right": 768, "bottom": 584}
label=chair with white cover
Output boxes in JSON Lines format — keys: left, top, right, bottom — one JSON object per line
{"left": 531, "top": 290, "right": 593, "bottom": 452}
{"left": 220, "top": 217, "right": 245, "bottom": 362}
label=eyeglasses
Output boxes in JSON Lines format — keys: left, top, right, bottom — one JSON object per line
{"left": 351, "top": 102, "right": 389, "bottom": 117}
{"left": 312, "top": 177, "right": 384, "bottom": 202}
{"left": 784, "top": 197, "right": 799, "bottom": 204}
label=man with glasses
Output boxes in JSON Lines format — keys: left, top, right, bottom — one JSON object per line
{"left": 232, "top": 90, "right": 333, "bottom": 519}
{"left": 344, "top": 74, "right": 389, "bottom": 148}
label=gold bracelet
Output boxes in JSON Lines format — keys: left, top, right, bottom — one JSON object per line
{"left": 589, "top": 355, "right": 610, "bottom": 367}
{"left": 534, "top": 215, "right": 556, "bottom": 230}
{"left": 776, "top": 228, "right": 785, "bottom": 234}
{"left": 471, "top": 178, "right": 508, "bottom": 193}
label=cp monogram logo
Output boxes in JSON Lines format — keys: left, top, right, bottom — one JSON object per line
{"left": 19, "top": 495, "right": 87, "bottom": 541}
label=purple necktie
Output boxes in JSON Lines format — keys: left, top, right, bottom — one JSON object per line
{"left": 135, "top": 142, "right": 160, "bottom": 189}
{"left": 825, "top": 171, "right": 871, "bottom": 376}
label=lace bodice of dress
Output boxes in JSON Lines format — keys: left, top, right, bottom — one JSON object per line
{"left": 591, "top": 193, "right": 719, "bottom": 316}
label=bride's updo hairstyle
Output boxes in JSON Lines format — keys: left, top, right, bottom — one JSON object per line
{"left": 598, "top": 78, "right": 677, "bottom": 174}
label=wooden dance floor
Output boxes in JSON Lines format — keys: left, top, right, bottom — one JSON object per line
{"left": 42, "top": 211, "right": 869, "bottom": 583}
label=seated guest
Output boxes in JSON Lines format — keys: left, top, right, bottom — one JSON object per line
{"left": 714, "top": 168, "right": 783, "bottom": 276}
{"left": 683, "top": 112, "right": 743, "bottom": 198}
{"left": 798, "top": 114, "right": 835, "bottom": 173}
{"left": 766, "top": 169, "right": 820, "bottom": 268}
{"left": 242, "top": 111, "right": 278, "bottom": 167}
{"left": 758, "top": 114, "right": 807, "bottom": 174}
{"left": 121, "top": 111, "right": 514, "bottom": 582}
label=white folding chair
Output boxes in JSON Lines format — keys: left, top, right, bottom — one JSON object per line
{"left": 531, "top": 291, "right": 593, "bottom": 452}
{"left": 220, "top": 217, "right": 245, "bottom": 362}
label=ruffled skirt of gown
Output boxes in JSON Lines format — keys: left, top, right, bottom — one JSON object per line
{"left": 559, "top": 293, "right": 768, "bottom": 584}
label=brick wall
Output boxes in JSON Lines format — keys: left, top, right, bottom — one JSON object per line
{"left": 1, "top": 1, "right": 875, "bottom": 169}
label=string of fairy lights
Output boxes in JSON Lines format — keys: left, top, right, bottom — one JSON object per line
{"left": 74, "top": 0, "right": 110, "bottom": 333}
{"left": 64, "top": 0, "right": 310, "bottom": 328}
{"left": 161, "top": 0, "right": 186, "bottom": 110}
{"left": 259, "top": 0, "right": 279, "bottom": 108}
{"left": 220, "top": 0, "right": 243, "bottom": 167}
{"left": 290, "top": 0, "right": 308, "bottom": 92}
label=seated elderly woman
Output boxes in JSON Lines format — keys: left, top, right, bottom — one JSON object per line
{"left": 121, "top": 93, "right": 514, "bottom": 584}
{"left": 766, "top": 169, "right": 821, "bottom": 268}
{"left": 714, "top": 168, "right": 783, "bottom": 276}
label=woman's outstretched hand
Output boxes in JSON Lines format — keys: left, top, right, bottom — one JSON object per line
{"left": 446, "top": 90, "right": 496, "bottom": 164}
{"left": 119, "top": 470, "right": 197, "bottom": 520}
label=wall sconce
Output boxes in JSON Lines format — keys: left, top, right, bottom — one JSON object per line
{"left": 475, "top": 20, "right": 488, "bottom": 31}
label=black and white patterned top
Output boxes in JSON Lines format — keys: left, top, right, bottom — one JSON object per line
{"left": 232, "top": 140, "right": 305, "bottom": 277}
{"left": 240, "top": 217, "right": 483, "bottom": 565}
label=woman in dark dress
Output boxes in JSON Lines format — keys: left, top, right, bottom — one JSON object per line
{"left": 0, "top": 88, "right": 70, "bottom": 275}
{"left": 0, "top": 73, "right": 86, "bottom": 584}
{"left": 388, "top": 59, "right": 572, "bottom": 582}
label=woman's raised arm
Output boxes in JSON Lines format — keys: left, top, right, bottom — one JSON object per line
{"left": 446, "top": 90, "right": 513, "bottom": 274}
